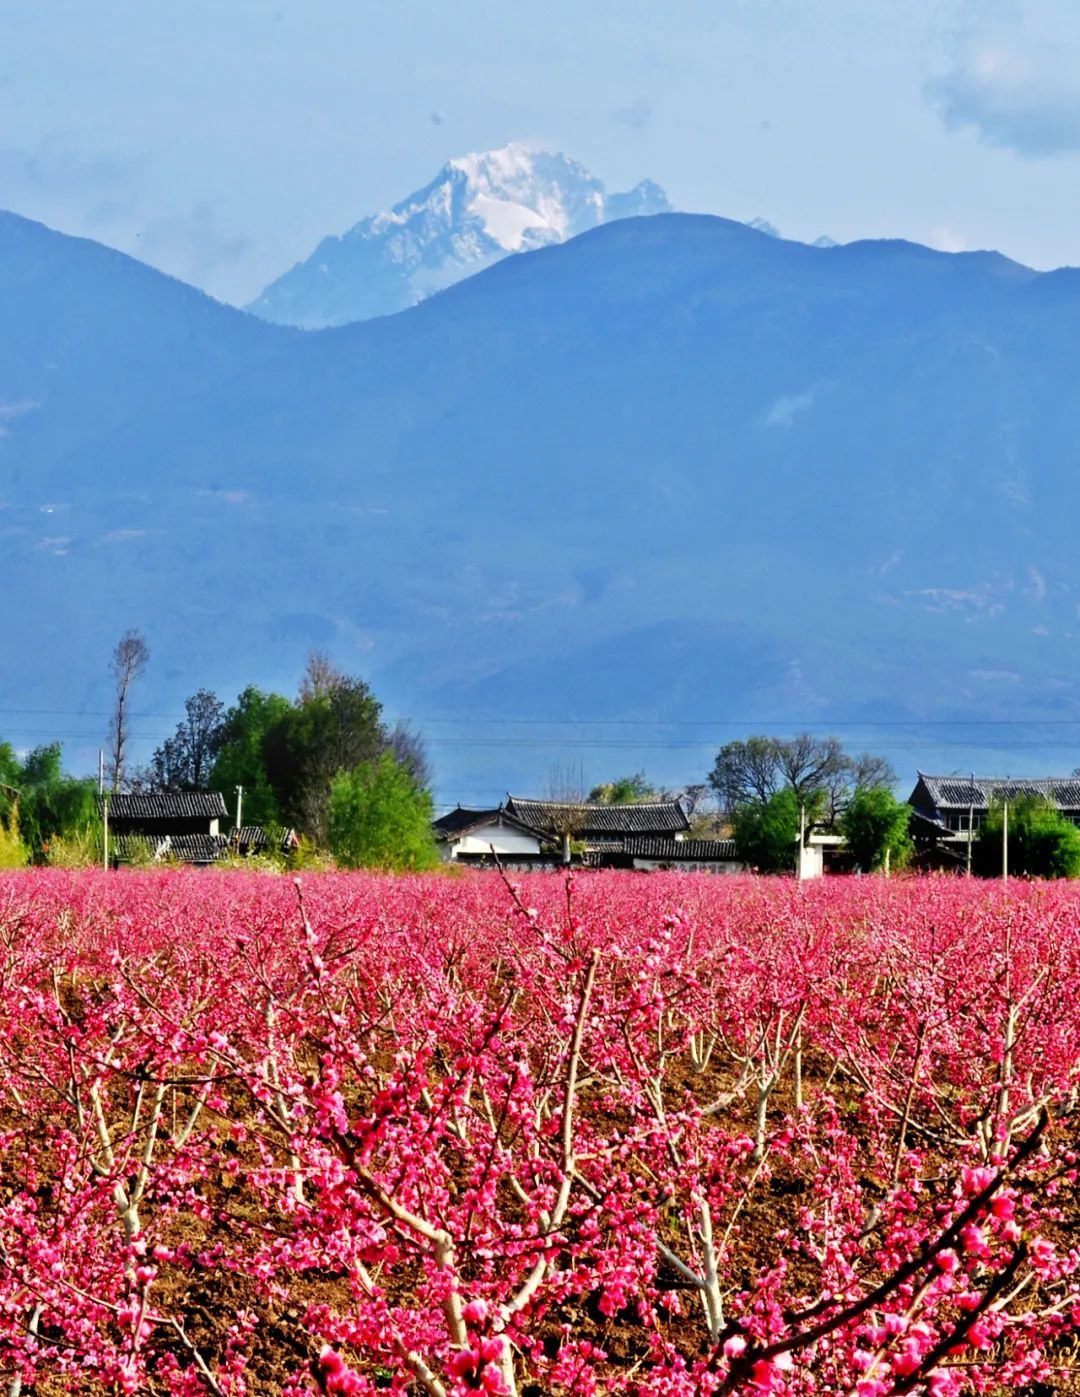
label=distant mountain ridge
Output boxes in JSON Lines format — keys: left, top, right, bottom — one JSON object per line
{"left": 247, "top": 144, "right": 672, "bottom": 327}
{"left": 4, "top": 207, "right": 1080, "bottom": 797}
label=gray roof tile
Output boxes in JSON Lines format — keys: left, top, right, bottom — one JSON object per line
{"left": 104, "top": 791, "right": 228, "bottom": 820}
{"left": 506, "top": 797, "right": 690, "bottom": 836}
{"left": 625, "top": 836, "right": 740, "bottom": 861}
{"left": 916, "top": 773, "right": 1080, "bottom": 811}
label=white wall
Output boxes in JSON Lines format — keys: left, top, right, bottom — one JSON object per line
{"left": 797, "top": 843, "right": 824, "bottom": 880}
{"left": 453, "top": 824, "right": 541, "bottom": 858}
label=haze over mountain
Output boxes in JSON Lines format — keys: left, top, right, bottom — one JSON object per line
{"left": 248, "top": 145, "right": 672, "bottom": 327}
{"left": 4, "top": 206, "right": 1080, "bottom": 797}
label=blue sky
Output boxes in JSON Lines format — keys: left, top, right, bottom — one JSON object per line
{"left": 3, "top": 0, "right": 1080, "bottom": 302}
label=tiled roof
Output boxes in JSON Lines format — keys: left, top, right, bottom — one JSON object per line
{"left": 915, "top": 773, "right": 1080, "bottom": 811}
{"left": 625, "top": 837, "right": 741, "bottom": 862}
{"left": 233, "top": 825, "right": 298, "bottom": 852}
{"left": 433, "top": 806, "right": 502, "bottom": 836}
{"left": 104, "top": 791, "right": 228, "bottom": 820}
{"left": 506, "top": 797, "right": 690, "bottom": 836}
{"left": 111, "top": 834, "right": 169, "bottom": 862}
{"left": 433, "top": 806, "right": 540, "bottom": 845}
{"left": 166, "top": 834, "right": 230, "bottom": 864}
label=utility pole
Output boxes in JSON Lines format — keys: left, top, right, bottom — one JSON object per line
{"left": 796, "top": 801, "right": 806, "bottom": 881}
{"left": 1002, "top": 800, "right": 1009, "bottom": 884}
{"left": 235, "top": 785, "right": 244, "bottom": 834}
{"left": 98, "top": 750, "right": 105, "bottom": 796}
{"left": 966, "top": 772, "right": 975, "bottom": 877}
{"left": 102, "top": 793, "right": 109, "bottom": 872}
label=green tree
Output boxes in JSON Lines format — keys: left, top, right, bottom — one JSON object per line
{"left": 0, "top": 741, "right": 21, "bottom": 824}
{"left": 974, "top": 796, "right": 1080, "bottom": 879}
{"left": 588, "top": 772, "right": 657, "bottom": 804}
{"left": 732, "top": 788, "right": 805, "bottom": 874}
{"left": 9, "top": 745, "right": 98, "bottom": 862}
{"left": 264, "top": 660, "right": 385, "bottom": 843}
{"left": 840, "top": 786, "right": 913, "bottom": 872}
{"left": 149, "top": 689, "right": 226, "bottom": 791}
{"left": 210, "top": 658, "right": 433, "bottom": 848}
{"left": 328, "top": 754, "right": 438, "bottom": 872}
{"left": 210, "top": 686, "right": 293, "bottom": 827}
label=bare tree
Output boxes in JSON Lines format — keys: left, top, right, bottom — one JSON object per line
{"left": 850, "top": 751, "right": 897, "bottom": 791}
{"left": 107, "top": 630, "right": 149, "bottom": 792}
{"left": 298, "top": 650, "right": 344, "bottom": 703}
{"left": 544, "top": 760, "right": 588, "bottom": 806}
{"left": 775, "top": 734, "right": 848, "bottom": 807}
{"left": 676, "top": 782, "right": 710, "bottom": 820}
{"left": 386, "top": 721, "right": 433, "bottom": 793}
{"left": 541, "top": 761, "right": 590, "bottom": 864}
{"left": 707, "top": 737, "right": 782, "bottom": 816}
{"left": 672, "top": 783, "right": 724, "bottom": 835}
{"left": 820, "top": 750, "right": 899, "bottom": 824}
{"left": 710, "top": 734, "right": 894, "bottom": 828}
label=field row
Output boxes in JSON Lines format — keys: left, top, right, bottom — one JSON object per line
{"left": 0, "top": 870, "right": 1078, "bottom": 1394}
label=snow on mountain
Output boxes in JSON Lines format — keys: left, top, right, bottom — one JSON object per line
{"left": 745, "top": 219, "right": 840, "bottom": 249}
{"left": 247, "top": 143, "right": 672, "bottom": 328}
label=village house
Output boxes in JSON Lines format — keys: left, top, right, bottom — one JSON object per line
{"left": 103, "top": 791, "right": 230, "bottom": 865}
{"left": 432, "top": 806, "right": 551, "bottom": 865}
{"left": 104, "top": 791, "right": 227, "bottom": 839}
{"left": 907, "top": 772, "right": 1080, "bottom": 865}
{"left": 101, "top": 792, "right": 296, "bottom": 866}
{"left": 434, "top": 797, "right": 742, "bottom": 871}
{"left": 231, "top": 825, "right": 301, "bottom": 858}
{"left": 620, "top": 836, "right": 744, "bottom": 874}
{"left": 506, "top": 795, "right": 691, "bottom": 866}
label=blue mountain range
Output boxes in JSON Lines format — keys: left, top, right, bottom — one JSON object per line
{"left": 3, "top": 206, "right": 1080, "bottom": 796}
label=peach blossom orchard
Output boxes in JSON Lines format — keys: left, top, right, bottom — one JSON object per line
{"left": 0, "top": 870, "right": 1079, "bottom": 1395}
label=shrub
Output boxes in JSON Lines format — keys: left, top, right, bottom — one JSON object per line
{"left": 329, "top": 754, "right": 437, "bottom": 871}
{"left": 974, "top": 795, "right": 1080, "bottom": 879}
{"left": 44, "top": 826, "right": 103, "bottom": 869}
{"left": 0, "top": 805, "right": 28, "bottom": 868}
{"left": 840, "top": 786, "right": 913, "bottom": 872}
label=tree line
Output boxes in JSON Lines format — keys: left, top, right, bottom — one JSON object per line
{"left": 594, "top": 734, "right": 1080, "bottom": 877}
{"left": 1, "top": 636, "right": 438, "bottom": 871}
{"left": 6, "top": 629, "right": 1080, "bottom": 877}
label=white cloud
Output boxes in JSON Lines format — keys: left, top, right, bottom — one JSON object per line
{"left": 764, "top": 388, "right": 815, "bottom": 428}
{"left": 929, "top": 226, "right": 968, "bottom": 253}
{"left": 871, "top": 550, "right": 903, "bottom": 578}
{"left": 98, "top": 529, "right": 147, "bottom": 544}
{"left": 37, "top": 536, "right": 72, "bottom": 556}
{"left": 909, "top": 585, "right": 1004, "bottom": 618}
{"left": 970, "top": 668, "right": 1021, "bottom": 684}
{"left": 927, "top": 15, "right": 1080, "bottom": 159}
{"left": 0, "top": 400, "right": 39, "bottom": 440}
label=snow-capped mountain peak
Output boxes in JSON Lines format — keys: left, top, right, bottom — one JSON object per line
{"left": 443, "top": 144, "right": 605, "bottom": 249}
{"left": 248, "top": 145, "right": 672, "bottom": 328}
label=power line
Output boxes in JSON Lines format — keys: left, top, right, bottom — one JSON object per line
{"left": 9, "top": 705, "right": 1080, "bottom": 729}
{"left": 410, "top": 720, "right": 1080, "bottom": 732}
{"left": 5, "top": 732, "right": 1080, "bottom": 755}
